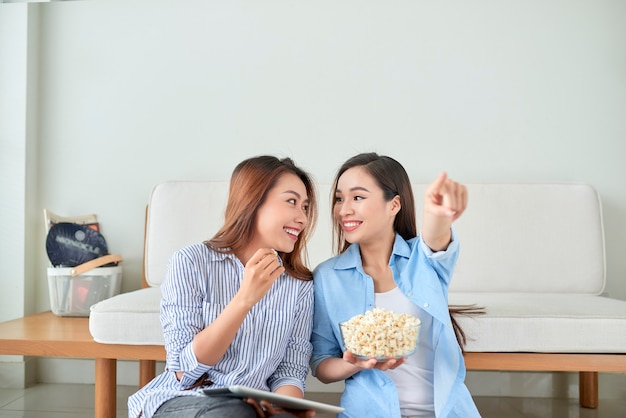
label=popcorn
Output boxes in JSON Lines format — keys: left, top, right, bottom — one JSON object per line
{"left": 340, "top": 308, "right": 420, "bottom": 358}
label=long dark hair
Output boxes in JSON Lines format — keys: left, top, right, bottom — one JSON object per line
{"left": 206, "top": 155, "right": 318, "bottom": 281}
{"left": 332, "top": 152, "right": 483, "bottom": 351}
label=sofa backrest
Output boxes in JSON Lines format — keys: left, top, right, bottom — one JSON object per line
{"left": 448, "top": 183, "right": 605, "bottom": 294}
{"left": 144, "top": 181, "right": 605, "bottom": 295}
{"left": 144, "top": 182, "right": 230, "bottom": 287}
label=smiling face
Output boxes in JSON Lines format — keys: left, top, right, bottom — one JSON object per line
{"left": 333, "top": 166, "right": 400, "bottom": 246}
{"left": 249, "top": 172, "right": 310, "bottom": 255}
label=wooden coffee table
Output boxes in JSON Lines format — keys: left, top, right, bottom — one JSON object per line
{"left": 0, "top": 311, "right": 165, "bottom": 418}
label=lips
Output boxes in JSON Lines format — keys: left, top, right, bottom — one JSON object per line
{"left": 342, "top": 221, "right": 362, "bottom": 232}
{"left": 284, "top": 227, "right": 301, "bottom": 240}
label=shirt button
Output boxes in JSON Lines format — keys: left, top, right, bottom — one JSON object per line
{"left": 407, "top": 292, "right": 413, "bottom": 297}
{"left": 423, "top": 302, "right": 429, "bottom": 308}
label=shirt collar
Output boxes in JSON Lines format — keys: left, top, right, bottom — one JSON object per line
{"left": 332, "top": 233, "right": 413, "bottom": 270}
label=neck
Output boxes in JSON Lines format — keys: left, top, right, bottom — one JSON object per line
{"left": 359, "top": 231, "right": 396, "bottom": 292}
{"left": 359, "top": 230, "right": 396, "bottom": 269}
{"left": 233, "top": 245, "right": 255, "bottom": 266}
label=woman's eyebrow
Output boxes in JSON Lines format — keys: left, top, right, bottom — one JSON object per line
{"left": 283, "top": 190, "right": 310, "bottom": 203}
{"left": 336, "top": 186, "right": 370, "bottom": 194}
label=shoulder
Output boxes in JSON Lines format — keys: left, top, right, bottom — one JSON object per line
{"left": 293, "top": 274, "right": 314, "bottom": 294}
{"left": 313, "top": 255, "right": 340, "bottom": 274}
{"left": 171, "top": 243, "right": 229, "bottom": 263}
{"left": 313, "top": 246, "right": 358, "bottom": 276}
{"left": 312, "top": 255, "right": 340, "bottom": 286}
{"left": 311, "top": 247, "right": 362, "bottom": 292}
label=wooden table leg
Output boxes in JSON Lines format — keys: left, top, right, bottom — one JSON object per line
{"left": 95, "top": 358, "right": 117, "bottom": 418}
{"left": 579, "top": 371, "right": 598, "bottom": 408}
{"left": 139, "top": 359, "right": 156, "bottom": 387}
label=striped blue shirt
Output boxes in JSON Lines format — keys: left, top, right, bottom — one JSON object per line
{"left": 128, "top": 243, "right": 314, "bottom": 417}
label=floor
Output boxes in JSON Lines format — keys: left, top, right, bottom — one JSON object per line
{"left": 0, "top": 383, "right": 625, "bottom": 417}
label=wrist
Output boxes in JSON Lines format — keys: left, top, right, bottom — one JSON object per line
{"left": 230, "top": 292, "right": 255, "bottom": 312}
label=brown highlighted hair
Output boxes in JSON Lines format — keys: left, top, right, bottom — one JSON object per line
{"left": 206, "top": 155, "right": 317, "bottom": 281}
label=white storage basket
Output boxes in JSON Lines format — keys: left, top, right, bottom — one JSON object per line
{"left": 47, "top": 255, "right": 122, "bottom": 317}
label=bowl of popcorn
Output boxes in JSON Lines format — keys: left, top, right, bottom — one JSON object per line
{"left": 340, "top": 308, "right": 421, "bottom": 361}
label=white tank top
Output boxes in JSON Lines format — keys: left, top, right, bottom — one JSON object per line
{"left": 375, "top": 287, "right": 435, "bottom": 418}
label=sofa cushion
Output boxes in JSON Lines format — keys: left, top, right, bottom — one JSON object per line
{"left": 451, "top": 292, "right": 626, "bottom": 353}
{"left": 447, "top": 184, "right": 605, "bottom": 294}
{"left": 144, "top": 181, "right": 231, "bottom": 287}
{"left": 89, "top": 287, "right": 164, "bottom": 345}
{"left": 89, "top": 288, "right": 626, "bottom": 352}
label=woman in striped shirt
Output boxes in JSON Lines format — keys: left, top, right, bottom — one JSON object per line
{"left": 128, "top": 156, "right": 318, "bottom": 418}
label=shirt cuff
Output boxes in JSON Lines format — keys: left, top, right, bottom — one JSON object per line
{"left": 419, "top": 227, "right": 458, "bottom": 259}
{"left": 177, "top": 343, "right": 211, "bottom": 387}
{"left": 270, "top": 377, "right": 305, "bottom": 394}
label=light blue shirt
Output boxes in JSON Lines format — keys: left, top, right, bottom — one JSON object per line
{"left": 310, "top": 230, "right": 481, "bottom": 418}
{"left": 128, "top": 243, "right": 314, "bottom": 417}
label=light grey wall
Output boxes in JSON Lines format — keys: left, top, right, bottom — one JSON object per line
{"left": 35, "top": 0, "right": 626, "bottom": 300}
{"left": 0, "top": 4, "right": 40, "bottom": 388}
{"left": 2, "top": 0, "right": 625, "bottom": 397}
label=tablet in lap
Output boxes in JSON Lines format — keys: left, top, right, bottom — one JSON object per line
{"left": 203, "top": 385, "right": 344, "bottom": 414}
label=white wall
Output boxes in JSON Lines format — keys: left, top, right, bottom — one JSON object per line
{"left": 2, "top": 0, "right": 625, "bottom": 398}
{"left": 0, "top": 3, "right": 40, "bottom": 388}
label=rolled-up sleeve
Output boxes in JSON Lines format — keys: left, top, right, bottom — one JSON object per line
{"left": 419, "top": 227, "right": 459, "bottom": 259}
{"left": 416, "top": 227, "right": 459, "bottom": 288}
{"left": 160, "top": 249, "right": 211, "bottom": 386}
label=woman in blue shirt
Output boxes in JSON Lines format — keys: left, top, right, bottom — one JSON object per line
{"left": 310, "top": 153, "right": 481, "bottom": 418}
{"left": 129, "top": 156, "right": 318, "bottom": 418}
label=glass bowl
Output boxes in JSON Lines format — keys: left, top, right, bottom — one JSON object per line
{"left": 339, "top": 320, "right": 420, "bottom": 361}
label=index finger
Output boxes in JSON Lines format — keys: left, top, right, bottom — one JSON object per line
{"left": 429, "top": 172, "right": 448, "bottom": 195}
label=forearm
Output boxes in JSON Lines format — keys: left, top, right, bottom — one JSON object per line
{"left": 421, "top": 212, "right": 452, "bottom": 252}
{"left": 274, "top": 385, "right": 304, "bottom": 398}
{"left": 315, "top": 357, "right": 359, "bottom": 384}
{"left": 192, "top": 293, "right": 252, "bottom": 365}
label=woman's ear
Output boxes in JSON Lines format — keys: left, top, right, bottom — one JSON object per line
{"left": 390, "top": 195, "right": 402, "bottom": 216}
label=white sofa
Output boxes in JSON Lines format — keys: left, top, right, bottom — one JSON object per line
{"left": 89, "top": 181, "right": 626, "bottom": 408}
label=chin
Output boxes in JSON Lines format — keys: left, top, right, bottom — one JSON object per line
{"left": 277, "top": 243, "right": 296, "bottom": 254}
{"left": 343, "top": 234, "right": 358, "bottom": 244}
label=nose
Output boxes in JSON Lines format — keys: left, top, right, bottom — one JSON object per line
{"left": 338, "top": 200, "right": 354, "bottom": 217}
{"left": 295, "top": 207, "right": 307, "bottom": 227}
